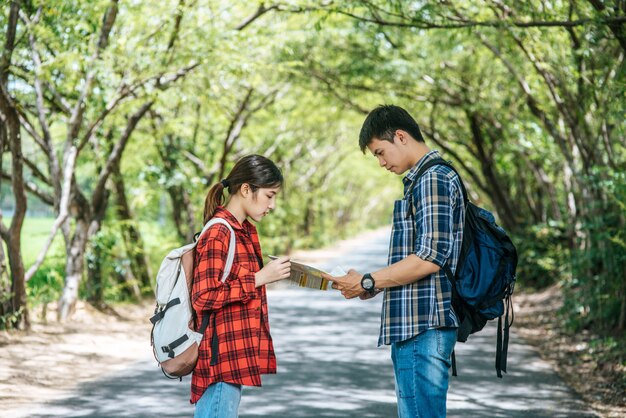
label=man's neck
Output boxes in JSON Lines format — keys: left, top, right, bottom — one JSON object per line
{"left": 408, "top": 142, "right": 432, "bottom": 167}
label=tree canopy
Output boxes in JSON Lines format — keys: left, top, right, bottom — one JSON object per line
{"left": 1, "top": 1, "right": 624, "bottom": 335}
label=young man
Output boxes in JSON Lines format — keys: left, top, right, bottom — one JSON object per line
{"left": 323, "top": 105, "right": 464, "bottom": 418}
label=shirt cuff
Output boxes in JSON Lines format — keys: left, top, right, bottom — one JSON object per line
{"left": 414, "top": 241, "right": 448, "bottom": 268}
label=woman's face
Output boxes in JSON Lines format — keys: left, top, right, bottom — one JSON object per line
{"left": 243, "top": 185, "right": 281, "bottom": 222}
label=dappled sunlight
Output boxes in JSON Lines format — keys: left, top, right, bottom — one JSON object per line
{"left": 20, "top": 228, "right": 597, "bottom": 418}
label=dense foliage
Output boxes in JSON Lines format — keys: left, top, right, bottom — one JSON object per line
{"left": 1, "top": 1, "right": 624, "bottom": 337}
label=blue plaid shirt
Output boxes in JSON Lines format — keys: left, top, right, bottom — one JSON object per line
{"left": 378, "top": 150, "right": 464, "bottom": 346}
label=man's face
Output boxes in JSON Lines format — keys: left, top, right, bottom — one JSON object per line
{"left": 366, "top": 133, "right": 411, "bottom": 175}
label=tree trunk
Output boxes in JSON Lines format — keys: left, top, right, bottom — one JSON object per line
{"left": 0, "top": 95, "right": 29, "bottom": 328}
{"left": 167, "top": 185, "right": 196, "bottom": 242}
{"left": 183, "top": 189, "right": 197, "bottom": 238}
{"left": 86, "top": 237, "right": 105, "bottom": 304}
{"left": 157, "top": 133, "right": 197, "bottom": 242}
{"left": 118, "top": 266, "right": 141, "bottom": 300}
{"left": 112, "top": 163, "right": 152, "bottom": 291}
{"left": 0, "top": 102, "right": 10, "bottom": 324}
{"left": 0, "top": 234, "right": 10, "bottom": 315}
{"left": 58, "top": 187, "right": 99, "bottom": 321}
{"left": 515, "top": 157, "right": 543, "bottom": 223}
{"left": 617, "top": 289, "right": 626, "bottom": 331}
{"left": 303, "top": 198, "right": 313, "bottom": 235}
{"left": 83, "top": 178, "right": 111, "bottom": 303}
{"left": 466, "top": 112, "right": 517, "bottom": 230}
{"left": 58, "top": 219, "right": 89, "bottom": 321}
{"left": 618, "top": 211, "right": 626, "bottom": 331}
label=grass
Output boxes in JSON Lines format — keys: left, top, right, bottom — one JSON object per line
{"left": 3, "top": 216, "right": 180, "bottom": 268}
{"left": 2, "top": 216, "right": 179, "bottom": 309}
{"left": 2, "top": 217, "right": 65, "bottom": 266}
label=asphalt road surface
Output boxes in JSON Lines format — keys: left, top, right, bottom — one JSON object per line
{"left": 18, "top": 228, "right": 597, "bottom": 418}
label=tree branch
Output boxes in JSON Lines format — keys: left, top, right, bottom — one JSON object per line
{"left": 217, "top": 88, "right": 254, "bottom": 179}
{"left": 22, "top": 9, "right": 54, "bottom": 154}
{"left": 587, "top": 0, "right": 626, "bottom": 53}
{"left": 0, "top": 215, "right": 8, "bottom": 242}
{"left": 91, "top": 101, "right": 154, "bottom": 210}
{"left": 0, "top": 1, "right": 19, "bottom": 86}
{"left": 16, "top": 111, "right": 48, "bottom": 153}
{"left": 236, "top": 3, "right": 279, "bottom": 31}
{"left": 307, "top": 70, "right": 370, "bottom": 114}
{"left": 22, "top": 155, "right": 51, "bottom": 186}
{"left": 0, "top": 171, "right": 54, "bottom": 205}
{"left": 476, "top": 33, "right": 575, "bottom": 168}
{"left": 324, "top": 6, "right": 626, "bottom": 30}
{"left": 166, "top": 0, "right": 186, "bottom": 51}
{"left": 183, "top": 149, "right": 211, "bottom": 175}
{"left": 513, "top": 35, "right": 593, "bottom": 168}
{"left": 43, "top": 81, "right": 72, "bottom": 115}
{"left": 16, "top": 78, "right": 62, "bottom": 200}
{"left": 97, "top": 0, "right": 119, "bottom": 51}
{"left": 156, "top": 62, "right": 200, "bottom": 89}
{"left": 25, "top": 146, "right": 77, "bottom": 281}
{"left": 420, "top": 124, "right": 486, "bottom": 196}
{"left": 78, "top": 62, "right": 199, "bottom": 152}
{"left": 67, "top": 0, "right": 119, "bottom": 146}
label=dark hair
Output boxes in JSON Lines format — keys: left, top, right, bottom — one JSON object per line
{"left": 203, "top": 154, "right": 283, "bottom": 223}
{"left": 358, "top": 104, "right": 424, "bottom": 153}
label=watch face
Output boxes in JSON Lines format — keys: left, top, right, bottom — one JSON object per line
{"left": 362, "top": 277, "right": 374, "bottom": 290}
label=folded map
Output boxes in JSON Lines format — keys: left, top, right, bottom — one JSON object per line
{"left": 268, "top": 256, "right": 345, "bottom": 291}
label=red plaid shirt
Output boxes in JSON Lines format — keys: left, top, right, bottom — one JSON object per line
{"left": 190, "top": 207, "right": 276, "bottom": 404}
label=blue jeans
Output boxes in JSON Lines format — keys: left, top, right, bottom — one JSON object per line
{"left": 194, "top": 382, "right": 242, "bottom": 418}
{"left": 391, "top": 328, "right": 457, "bottom": 418}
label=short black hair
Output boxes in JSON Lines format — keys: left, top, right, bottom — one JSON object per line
{"left": 358, "top": 105, "right": 425, "bottom": 153}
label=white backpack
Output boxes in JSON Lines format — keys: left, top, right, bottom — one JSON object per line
{"left": 150, "top": 218, "right": 236, "bottom": 379}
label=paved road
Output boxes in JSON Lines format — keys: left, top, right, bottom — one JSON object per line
{"left": 17, "top": 228, "right": 598, "bottom": 417}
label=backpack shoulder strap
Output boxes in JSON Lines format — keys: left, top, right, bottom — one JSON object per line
{"left": 199, "top": 218, "right": 237, "bottom": 283}
{"left": 407, "top": 157, "right": 469, "bottom": 206}
{"left": 406, "top": 157, "right": 469, "bottom": 285}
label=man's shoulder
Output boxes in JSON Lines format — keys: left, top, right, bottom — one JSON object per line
{"left": 413, "top": 163, "right": 461, "bottom": 191}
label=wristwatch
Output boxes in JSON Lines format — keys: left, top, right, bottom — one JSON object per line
{"left": 361, "top": 273, "right": 376, "bottom": 294}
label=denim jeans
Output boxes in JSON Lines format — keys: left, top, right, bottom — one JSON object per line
{"left": 391, "top": 327, "right": 457, "bottom": 418}
{"left": 194, "top": 382, "right": 242, "bottom": 418}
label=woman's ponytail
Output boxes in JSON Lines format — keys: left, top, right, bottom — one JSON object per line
{"left": 203, "top": 181, "right": 227, "bottom": 224}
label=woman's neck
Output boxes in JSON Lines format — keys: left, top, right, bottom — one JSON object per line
{"left": 225, "top": 199, "right": 247, "bottom": 225}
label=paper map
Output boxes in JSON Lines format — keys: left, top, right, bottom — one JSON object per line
{"left": 268, "top": 256, "right": 345, "bottom": 291}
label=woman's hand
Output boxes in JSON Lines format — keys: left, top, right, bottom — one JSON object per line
{"left": 255, "top": 256, "right": 291, "bottom": 287}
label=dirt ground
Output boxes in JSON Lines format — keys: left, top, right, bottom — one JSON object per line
{"left": 514, "top": 284, "right": 626, "bottom": 418}
{"left": 0, "top": 300, "right": 153, "bottom": 413}
{"left": 1, "top": 252, "right": 624, "bottom": 416}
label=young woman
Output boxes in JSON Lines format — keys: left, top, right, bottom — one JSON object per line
{"left": 191, "top": 154, "right": 290, "bottom": 417}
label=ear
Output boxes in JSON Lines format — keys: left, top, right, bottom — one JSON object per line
{"left": 240, "top": 183, "right": 250, "bottom": 197}
{"left": 396, "top": 130, "right": 408, "bottom": 145}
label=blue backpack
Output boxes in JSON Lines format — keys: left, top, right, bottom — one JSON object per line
{"left": 415, "top": 158, "right": 518, "bottom": 378}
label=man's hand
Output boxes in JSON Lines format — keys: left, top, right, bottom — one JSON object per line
{"left": 321, "top": 269, "right": 365, "bottom": 299}
{"left": 359, "top": 289, "right": 381, "bottom": 300}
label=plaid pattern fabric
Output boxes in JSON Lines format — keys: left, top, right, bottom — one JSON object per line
{"left": 378, "top": 150, "right": 464, "bottom": 346}
{"left": 191, "top": 207, "right": 276, "bottom": 404}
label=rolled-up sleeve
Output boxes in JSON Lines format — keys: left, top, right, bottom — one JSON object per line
{"left": 413, "top": 170, "right": 458, "bottom": 268}
{"left": 192, "top": 224, "right": 257, "bottom": 312}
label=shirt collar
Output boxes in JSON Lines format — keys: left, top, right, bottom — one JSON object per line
{"left": 403, "top": 150, "right": 441, "bottom": 188}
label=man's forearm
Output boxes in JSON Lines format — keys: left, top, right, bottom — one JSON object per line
{"left": 371, "top": 254, "right": 440, "bottom": 288}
